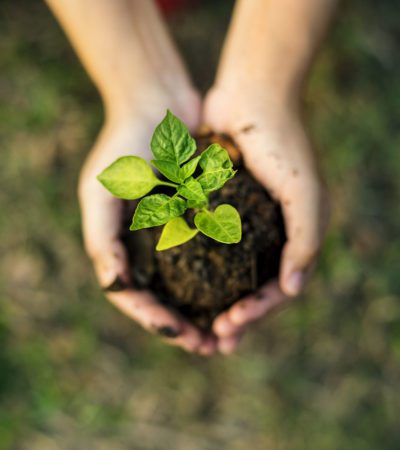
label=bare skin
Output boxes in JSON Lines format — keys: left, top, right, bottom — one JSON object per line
{"left": 45, "top": 0, "right": 215, "bottom": 354}
{"left": 204, "top": 0, "right": 336, "bottom": 353}
{"left": 45, "top": 0, "right": 336, "bottom": 355}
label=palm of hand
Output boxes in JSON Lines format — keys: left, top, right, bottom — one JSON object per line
{"left": 203, "top": 87, "right": 329, "bottom": 353}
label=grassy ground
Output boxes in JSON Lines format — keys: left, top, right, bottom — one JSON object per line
{"left": 1, "top": 1, "right": 400, "bottom": 449}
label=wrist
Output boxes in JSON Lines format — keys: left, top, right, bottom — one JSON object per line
{"left": 103, "top": 81, "right": 201, "bottom": 131}
{"left": 204, "top": 81, "right": 305, "bottom": 142}
{"left": 216, "top": 54, "right": 309, "bottom": 107}
{"left": 209, "top": 79, "right": 302, "bottom": 117}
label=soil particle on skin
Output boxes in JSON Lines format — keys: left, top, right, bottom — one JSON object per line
{"left": 121, "top": 134, "right": 286, "bottom": 330}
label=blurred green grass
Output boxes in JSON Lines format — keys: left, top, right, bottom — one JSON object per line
{"left": 1, "top": 1, "right": 400, "bottom": 449}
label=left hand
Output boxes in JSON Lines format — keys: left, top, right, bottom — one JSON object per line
{"left": 203, "top": 84, "right": 330, "bottom": 354}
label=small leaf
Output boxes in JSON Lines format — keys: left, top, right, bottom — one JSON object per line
{"left": 130, "top": 194, "right": 186, "bottom": 230}
{"left": 151, "top": 159, "right": 182, "bottom": 183}
{"left": 177, "top": 177, "right": 207, "bottom": 203}
{"left": 198, "top": 144, "right": 236, "bottom": 192}
{"left": 198, "top": 169, "right": 236, "bottom": 193}
{"left": 97, "top": 156, "right": 160, "bottom": 200}
{"left": 199, "top": 143, "right": 233, "bottom": 171}
{"left": 150, "top": 110, "right": 196, "bottom": 165}
{"left": 156, "top": 217, "right": 198, "bottom": 251}
{"left": 179, "top": 155, "right": 200, "bottom": 181}
{"left": 187, "top": 198, "right": 208, "bottom": 209}
{"left": 194, "top": 204, "right": 242, "bottom": 244}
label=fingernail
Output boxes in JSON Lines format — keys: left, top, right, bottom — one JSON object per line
{"left": 156, "top": 326, "right": 181, "bottom": 338}
{"left": 286, "top": 271, "right": 303, "bottom": 296}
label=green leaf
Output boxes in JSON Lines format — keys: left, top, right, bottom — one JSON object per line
{"left": 197, "top": 144, "right": 236, "bottom": 192}
{"left": 187, "top": 199, "right": 208, "bottom": 209}
{"left": 198, "top": 169, "right": 236, "bottom": 193}
{"left": 179, "top": 155, "right": 200, "bottom": 181}
{"left": 199, "top": 143, "right": 233, "bottom": 171}
{"left": 177, "top": 177, "right": 207, "bottom": 203}
{"left": 156, "top": 217, "right": 198, "bottom": 251}
{"left": 151, "top": 159, "right": 182, "bottom": 183}
{"left": 151, "top": 155, "right": 201, "bottom": 184}
{"left": 97, "top": 156, "right": 160, "bottom": 200}
{"left": 150, "top": 110, "right": 196, "bottom": 165}
{"left": 130, "top": 194, "right": 186, "bottom": 231}
{"left": 194, "top": 204, "right": 242, "bottom": 244}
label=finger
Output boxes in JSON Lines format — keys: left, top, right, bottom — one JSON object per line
{"left": 215, "top": 282, "right": 288, "bottom": 353}
{"left": 171, "top": 322, "right": 210, "bottom": 354}
{"left": 107, "top": 289, "right": 205, "bottom": 353}
{"left": 212, "top": 282, "right": 287, "bottom": 338}
{"left": 279, "top": 179, "right": 329, "bottom": 297}
{"left": 198, "top": 334, "right": 218, "bottom": 356}
{"left": 218, "top": 333, "right": 244, "bottom": 355}
{"left": 77, "top": 123, "right": 149, "bottom": 286}
{"left": 94, "top": 239, "right": 132, "bottom": 289}
{"left": 78, "top": 170, "right": 130, "bottom": 286}
{"left": 212, "top": 311, "right": 244, "bottom": 338}
{"left": 227, "top": 281, "right": 288, "bottom": 328}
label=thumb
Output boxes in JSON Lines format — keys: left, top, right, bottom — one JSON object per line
{"left": 279, "top": 179, "right": 329, "bottom": 297}
{"left": 91, "top": 239, "right": 131, "bottom": 290}
{"left": 78, "top": 177, "right": 131, "bottom": 289}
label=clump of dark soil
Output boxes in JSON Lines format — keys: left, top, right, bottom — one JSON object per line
{"left": 122, "top": 133, "right": 286, "bottom": 330}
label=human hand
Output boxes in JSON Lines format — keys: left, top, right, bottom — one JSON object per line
{"left": 78, "top": 91, "right": 217, "bottom": 355}
{"left": 203, "top": 85, "right": 330, "bottom": 353}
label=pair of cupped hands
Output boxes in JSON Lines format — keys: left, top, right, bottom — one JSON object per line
{"left": 78, "top": 82, "right": 329, "bottom": 355}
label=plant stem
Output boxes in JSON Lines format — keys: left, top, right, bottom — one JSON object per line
{"left": 159, "top": 181, "right": 178, "bottom": 188}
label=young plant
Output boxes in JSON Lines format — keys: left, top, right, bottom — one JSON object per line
{"left": 97, "top": 110, "right": 242, "bottom": 251}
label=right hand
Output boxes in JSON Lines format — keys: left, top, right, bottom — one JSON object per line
{"left": 78, "top": 90, "right": 217, "bottom": 355}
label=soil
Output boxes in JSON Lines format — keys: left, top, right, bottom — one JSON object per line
{"left": 121, "top": 133, "right": 286, "bottom": 330}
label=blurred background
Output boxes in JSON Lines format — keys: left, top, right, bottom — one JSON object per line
{"left": 1, "top": 0, "right": 400, "bottom": 449}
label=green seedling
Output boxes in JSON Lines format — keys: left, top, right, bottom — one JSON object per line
{"left": 97, "top": 110, "right": 242, "bottom": 251}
